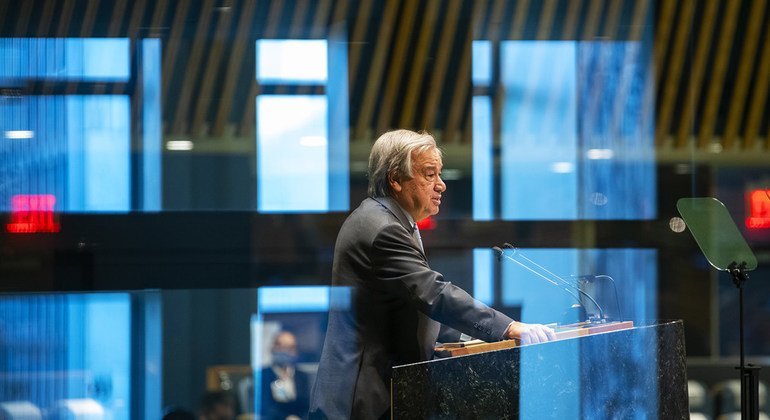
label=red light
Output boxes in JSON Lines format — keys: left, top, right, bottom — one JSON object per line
{"left": 416, "top": 216, "right": 437, "bottom": 230}
{"left": 6, "top": 194, "right": 60, "bottom": 233}
{"left": 746, "top": 189, "right": 770, "bottom": 229}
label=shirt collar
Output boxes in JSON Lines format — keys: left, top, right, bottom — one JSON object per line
{"left": 399, "top": 204, "right": 417, "bottom": 230}
{"left": 371, "top": 196, "right": 417, "bottom": 232}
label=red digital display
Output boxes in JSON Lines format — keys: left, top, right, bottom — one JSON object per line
{"left": 746, "top": 189, "right": 770, "bottom": 229}
{"left": 6, "top": 194, "right": 61, "bottom": 233}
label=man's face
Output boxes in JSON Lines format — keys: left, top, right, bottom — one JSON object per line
{"left": 273, "top": 332, "right": 298, "bottom": 356}
{"left": 391, "top": 148, "right": 446, "bottom": 222}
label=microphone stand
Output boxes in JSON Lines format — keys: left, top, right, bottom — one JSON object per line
{"left": 572, "top": 274, "right": 623, "bottom": 322}
{"left": 493, "top": 244, "right": 606, "bottom": 323}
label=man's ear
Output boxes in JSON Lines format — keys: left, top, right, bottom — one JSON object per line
{"left": 388, "top": 172, "right": 402, "bottom": 193}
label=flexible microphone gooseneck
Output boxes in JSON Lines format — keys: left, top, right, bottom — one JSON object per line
{"left": 493, "top": 244, "right": 606, "bottom": 322}
{"left": 571, "top": 274, "right": 623, "bottom": 321}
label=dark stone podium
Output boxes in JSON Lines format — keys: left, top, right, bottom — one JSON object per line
{"left": 392, "top": 321, "right": 688, "bottom": 419}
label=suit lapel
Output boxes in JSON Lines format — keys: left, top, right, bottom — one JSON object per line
{"left": 370, "top": 196, "right": 426, "bottom": 259}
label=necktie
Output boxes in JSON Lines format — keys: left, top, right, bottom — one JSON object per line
{"left": 413, "top": 224, "right": 424, "bottom": 253}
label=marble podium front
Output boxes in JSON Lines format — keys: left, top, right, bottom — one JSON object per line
{"left": 391, "top": 320, "right": 688, "bottom": 419}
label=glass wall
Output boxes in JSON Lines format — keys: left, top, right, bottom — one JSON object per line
{"left": 0, "top": 293, "right": 139, "bottom": 419}
{"left": 0, "top": 0, "right": 769, "bottom": 418}
{"left": 0, "top": 39, "right": 133, "bottom": 213}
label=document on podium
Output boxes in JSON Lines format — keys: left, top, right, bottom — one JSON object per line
{"left": 434, "top": 321, "right": 634, "bottom": 357}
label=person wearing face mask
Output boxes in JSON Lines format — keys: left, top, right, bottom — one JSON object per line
{"left": 259, "top": 330, "right": 310, "bottom": 420}
{"left": 309, "top": 129, "right": 556, "bottom": 420}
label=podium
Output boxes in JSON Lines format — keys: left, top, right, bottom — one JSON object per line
{"left": 392, "top": 321, "right": 688, "bottom": 418}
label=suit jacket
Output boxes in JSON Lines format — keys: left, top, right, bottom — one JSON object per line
{"left": 309, "top": 197, "right": 514, "bottom": 419}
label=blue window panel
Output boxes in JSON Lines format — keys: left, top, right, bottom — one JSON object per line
{"left": 504, "top": 248, "right": 579, "bottom": 420}
{"left": 255, "top": 38, "right": 349, "bottom": 213}
{"left": 142, "top": 39, "right": 162, "bottom": 211}
{"left": 0, "top": 38, "right": 24, "bottom": 80}
{"left": 256, "top": 40, "right": 327, "bottom": 84}
{"left": 578, "top": 248, "right": 658, "bottom": 324}
{"left": 326, "top": 33, "right": 350, "bottom": 212}
{"left": 500, "top": 247, "right": 656, "bottom": 324}
{"left": 500, "top": 41, "right": 578, "bottom": 220}
{"left": 0, "top": 295, "right": 68, "bottom": 408}
{"left": 471, "top": 39, "right": 493, "bottom": 223}
{"left": 472, "top": 40, "right": 492, "bottom": 86}
{"left": 66, "top": 96, "right": 131, "bottom": 212}
{"left": 473, "top": 248, "right": 495, "bottom": 305}
{"left": 520, "top": 337, "right": 580, "bottom": 419}
{"left": 576, "top": 41, "right": 656, "bottom": 219}
{"left": 67, "top": 293, "right": 132, "bottom": 420}
{"left": 65, "top": 38, "right": 130, "bottom": 81}
{"left": 0, "top": 38, "right": 129, "bottom": 81}
{"left": 0, "top": 293, "right": 132, "bottom": 419}
{"left": 257, "top": 95, "right": 328, "bottom": 212}
{"left": 472, "top": 96, "right": 493, "bottom": 221}
{"left": 501, "top": 248, "right": 579, "bottom": 323}
{"left": 503, "top": 247, "right": 657, "bottom": 419}
{"left": 257, "top": 286, "right": 333, "bottom": 313}
{"left": 0, "top": 96, "right": 68, "bottom": 211}
{"left": 0, "top": 38, "right": 58, "bottom": 80}
{"left": 475, "top": 40, "right": 655, "bottom": 222}
{"left": 0, "top": 38, "right": 132, "bottom": 213}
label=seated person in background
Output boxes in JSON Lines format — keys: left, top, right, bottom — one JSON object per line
{"left": 260, "top": 330, "right": 310, "bottom": 420}
{"left": 198, "top": 391, "right": 235, "bottom": 420}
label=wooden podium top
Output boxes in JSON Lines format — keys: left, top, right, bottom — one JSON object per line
{"left": 434, "top": 321, "right": 634, "bottom": 357}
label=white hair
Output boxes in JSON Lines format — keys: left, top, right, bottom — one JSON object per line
{"left": 367, "top": 129, "right": 441, "bottom": 198}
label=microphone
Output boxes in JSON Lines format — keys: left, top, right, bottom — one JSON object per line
{"left": 494, "top": 244, "right": 606, "bottom": 322}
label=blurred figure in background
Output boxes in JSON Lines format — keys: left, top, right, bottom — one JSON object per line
{"left": 260, "top": 330, "right": 310, "bottom": 420}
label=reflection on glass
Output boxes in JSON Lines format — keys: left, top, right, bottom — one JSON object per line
{"left": 576, "top": 41, "right": 656, "bottom": 219}
{"left": 0, "top": 38, "right": 135, "bottom": 213}
{"left": 498, "top": 248, "right": 657, "bottom": 325}
{"left": 252, "top": 286, "right": 344, "bottom": 419}
{"left": 473, "top": 40, "right": 655, "bottom": 221}
{"left": 501, "top": 248, "right": 578, "bottom": 323}
{"left": 495, "top": 247, "right": 657, "bottom": 419}
{"left": 0, "top": 293, "right": 132, "bottom": 419}
{"left": 0, "top": 95, "right": 131, "bottom": 213}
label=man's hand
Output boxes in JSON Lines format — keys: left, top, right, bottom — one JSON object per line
{"left": 504, "top": 321, "right": 556, "bottom": 345}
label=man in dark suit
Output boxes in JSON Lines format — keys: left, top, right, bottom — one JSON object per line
{"left": 309, "top": 129, "right": 555, "bottom": 419}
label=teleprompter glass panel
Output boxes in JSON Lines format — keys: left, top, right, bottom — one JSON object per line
{"left": 677, "top": 197, "right": 758, "bottom": 271}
